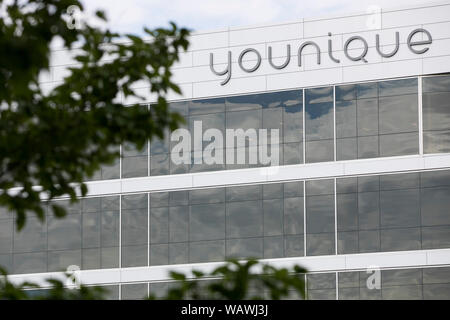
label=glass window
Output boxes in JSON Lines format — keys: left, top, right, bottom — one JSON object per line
{"left": 358, "top": 230, "right": 380, "bottom": 252}
{"left": 305, "top": 140, "right": 334, "bottom": 163}
{"left": 48, "top": 215, "right": 81, "bottom": 251}
{"left": 284, "top": 181, "right": 304, "bottom": 198}
{"left": 307, "top": 273, "right": 336, "bottom": 300}
{"left": 189, "top": 113, "right": 225, "bottom": 151}
{"left": 226, "top": 185, "right": 261, "bottom": 202}
{"left": 423, "top": 130, "right": 450, "bottom": 154}
{"left": 305, "top": 87, "right": 333, "bottom": 104}
{"left": 358, "top": 191, "right": 380, "bottom": 230}
{"left": 122, "top": 156, "right": 148, "bottom": 178}
{"left": 101, "top": 210, "right": 119, "bottom": 247}
{"left": 226, "top": 201, "right": 263, "bottom": 238}
{"left": 101, "top": 246, "right": 119, "bottom": 268}
{"left": 189, "top": 188, "right": 225, "bottom": 204}
{"left": 379, "top": 95, "right": 418, "bottom": 135}
{"left": 306, "top": 179, "right": 335, "bottom": 256}
{"left": 190, "top": 97, "right": 225, "bottom": 115}
{"left": 82, "top": 197, "right": 101, "bottom": 213}
{"left": 0, "top": 219, "right": 13, "bottom": 254}
{"left": 357, "top": 82, "right": 378, "bottom": 99}
{"left": 82, "top": 248, "right": 101, "bottom": 270}
{"left": 379, "top": 132, "right": 418, "bottom": 156}
{"left": 122, "top": 141, "right": 148, "bottom": 157}
{"left": 263, "top": 108, "right": 283, "bottom": 143}
{"left": 150, "top": 244, "right": 169, "bottom": 266}
{"left": 263, "top": 199, "right": 283, "bottom": 236}
{"left": 48, "top": 250, "right": 81, "bottom": 272}
{"left": 337, "top": 193, "right": 358, "bottom": 231}
{"left": 189, "top": 240, "right": 225, "bottom": 263}
{"left": 169, "top": 206, "right": 188, "bottom": 243}
{"left": 226, "top": 238, "right": 263, "bottom": 259}
{"left": 264, "top": 236, "right": 284, "bottom": 258}
{"left": 306, "top": 179, "right": 334, "bottom": 196}
{"left": 283, "top": 142, "right": 303, "bottom": 164}
{"left": 101, "top": 159, "right": 120, "bottom": 180}
{"left": 150, "top": 207, "right": 169, "bottom": 244}
{"left": 169, "top": 243, "right": 188, "bottom": 264}
{"left": 150, "top": 192, "right": 168, "bottom": 207}
{"left": 150, "top": 131, "right": 169, "bottom": 155}
{"left": 423, "top": 75, "right": 450, "bottom": 154}
{"left": 305, "top": 102, "right": 334, "bottom": 141}
{"left": 337, "top": 231, "right": 358, "bottom": 254}
{"left": 305, "top": 86, "right": 334, "bottom": 163}
{"left": 122, "top": 245, "right": 147, "bottom": 267}
{"left": 150, "top": 153, "right": 169, "bottom": 176}
{"left": 13, "top": 252, "right": 47, "bottom": 274}
{"left": 102, "top": 196, "right": 119, "bottom": 211}
{"left": 380, "top": 189, "right": 420, "bottom": 228}
{"left": 169, "top": 191, "right": 189, "bottom": 206}
{"left": 122, "top": 209, "right": 147, "bottom": 246}
{"left": 420, "top": 187, "right": 450, "bottom": 226}
{"left": 380, "top": 173, "right": 419, "bottom": 190}
{"left": 226, "top": 94, "right": 263, "bottom": 112}
{"left": 423, "top": 75, "right": 450, "bottom": 93}
{"left": 82, "top": 213, "right": 100, "bottom": 248}
{"left": 189, "top": 203, "right": 225, "bottom": 241}
{"left": 283, "top": 92, "right": 303, "bottom": 144}
{"left": 357, "top": 98, "right": 378, "bottom": 136}
{"left": 121, "top": 283, "right": 148, "bottom": 300}
{"left": 378, "top": 78, "right": 417, "bottom": 97}
{"left": 336, "top": 84, "right": 356, "bottom": 101}
{"left": 263, "top": 183, "right": 284, "bottom": 199}
{"left": 421, "top": 170, "right": 450, "bottom": 188}
{"left": 306, "top": 232, "right": 335, "bottom": 256}
{"left": 123, "top": 193, "right": 148, "bottom": 210}
{"left": 358, "top": 176, "right": 379, "bottom": 192}
{"left": 169, "top": 101, "right": 188, "bottom": 117}
{"left": 380, "top": 228, "right": 421, "bottom": 251}
{"left": 336, "top": 177, "right": 357, "bottom": 194}
{"left": 306, "top": 195, "right": 335, "bottom": 233}
{"left": 422, "top": 225, "right": 450, "bottom": 249}
{"left": 284, "top": 235, "right": 304, "bottom": 257}
{"left": 336, "top": 100, "right": 356, "bottom": 138}
{"left": 284, "top": 197, "right": 304, "bottom": 235}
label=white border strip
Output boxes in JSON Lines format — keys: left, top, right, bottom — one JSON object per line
{"left": 81, "top": 153, "right": 450, "bottom": 197}
{"left": 8, "top": 248, "right": 450, "bottom": 287}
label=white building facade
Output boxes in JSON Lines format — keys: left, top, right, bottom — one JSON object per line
{"left": 2, "top": 2, "right": 450, "bottom": 299}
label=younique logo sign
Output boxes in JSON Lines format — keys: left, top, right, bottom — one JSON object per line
{"left": 210, "top": 28, "right": 432, "bottom": 85}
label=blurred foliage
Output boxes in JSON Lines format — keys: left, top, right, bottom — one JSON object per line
{"left": 0, "top": 0, "right": 189, "bottom": 230}
{"left": 0, "top": 1, "right": 308, "bottom": 302}
{"left": 1, "top": 260, "right": 307, "bottom": 300}
{"left": 149, "top": 259, "right": 308, "bottom": 300}
{"left": 0, "top": 266, "right": 105, "bottom": 299}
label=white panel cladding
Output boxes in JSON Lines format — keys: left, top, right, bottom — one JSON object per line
{"left": 266, "top": 67, "right": 343, "bottom": 91}
{"left": 192, "top": 75, "right": 266, "bottom": 98}
{"left": 41, "top": 3, "right": 450, "bottom": 102}
{"left": 229, "top": 22, "right": 303, "bottom": 46}
{"left": 304, "top": 13, "right": 376, "bottom": 38}
{"left": 382, "top": 3, "right": 450, "bottom": 28}
{"left": 423, "top": 55, "right": 450, "bottom": 74}
{"left": 73, "top": 153, "right": 450, "bottom": 198}
{"left": 171, "top": 51, "right": 193, "bottom": 69}
{"left": 193, "top": 43, "right": 268, "bottom": 66}
{"left": 424, "top": 20, "right": 450, "bottom": 40}
{"left": 188, "top": 29, "right": 229, "bottom": 51}
{"left": 341, "top": 59, "right": 423, "bottom": 83}
{"left": 8, "top": 248, "right": 450, "bottom": 286}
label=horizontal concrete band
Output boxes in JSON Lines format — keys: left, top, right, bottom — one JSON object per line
{"left": 7, "top": 248, "right": 450, "bottom": 287}
{"left": 83, "top": 153, "right": 450, "bottom": 197}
